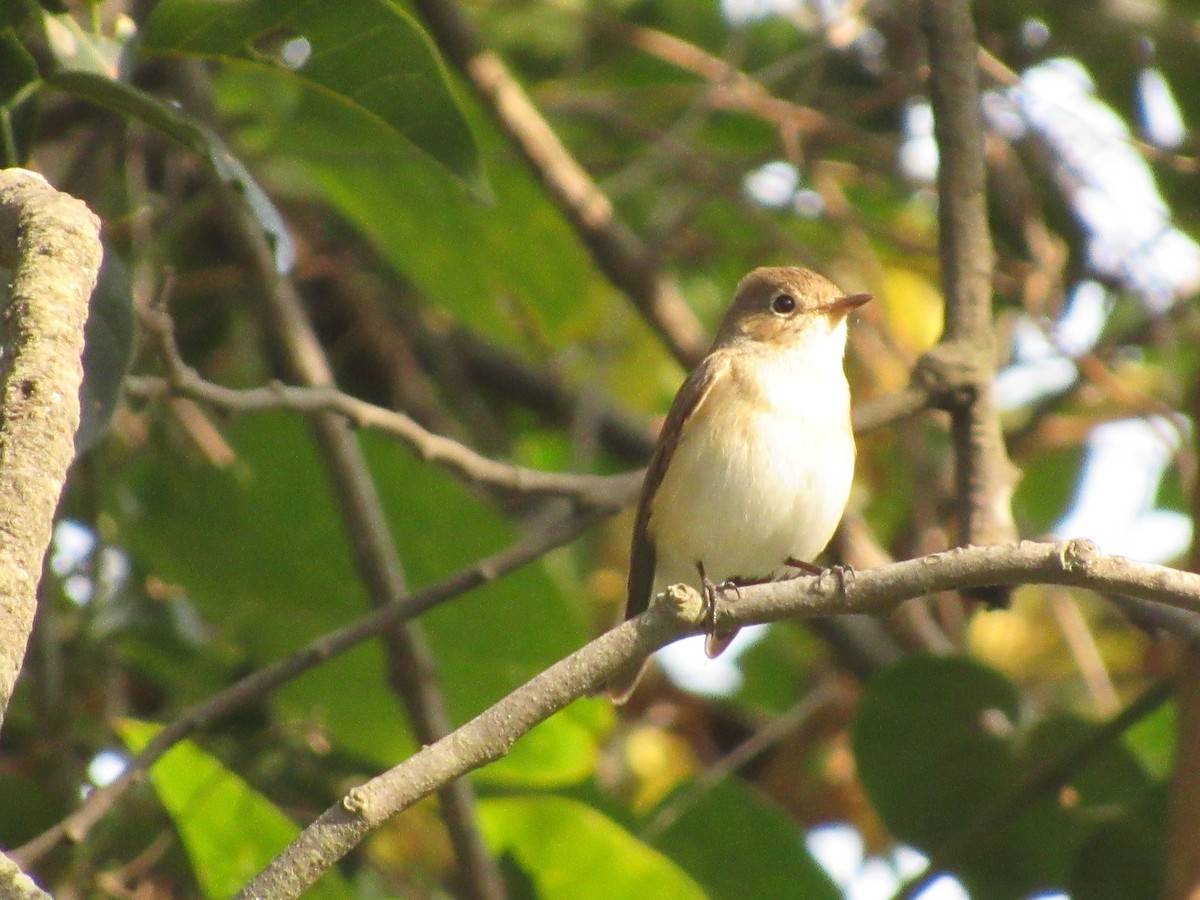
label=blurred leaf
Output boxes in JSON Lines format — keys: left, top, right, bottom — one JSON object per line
{"left": 215, "top": 65, "right": 599, "bottom": 351}
{"left": 855, "top": 658, "right": 1167, "bottom": 899}
{"left": 1022, "top": 714, "right": 1153, "bottom": 809}
{"left": 1124, "top": 702, "right": 1176, "bottom": 780}
{"left": 77, "top": 250, "right": 135, "bottom": 452}
{"left": 0, "top": 28, "right": 37, "bottom": 165}
{"left": 878, "top": 266, "right": 943, "bottom": 362}
{"left": 142, "top": 0, "right": 484, "bottom": 194}
{"left": 49, "top": 70, "right": 294, "bottom": 272}
{"left": 117, "top": 719, "right": 352, "bottom": 900}
{"left": 1014, "top": 445, "right": 1084, "bottom": 536}
{"left": 854, "top": 656, "right": 1074, "bottom": 897}
{"left": 41, "top": 9, "right": 129, "bottom": 77}
{"left": 482, "top": 699, "right": 611, "bottom": 788}
{"left": 0, "top": 0, "right": 36, "bottom": 30}
{"left": 1071, "top": 816, "right": 1164, "bottom": 900}
{"left": 479, "top": 795, "right": 706, "bottom": 900}
{"left": 652, "top": 780, "right": 840, "bottom": 900}
{"left": 854, "top": 655, "right": 1022, "bottom": 849}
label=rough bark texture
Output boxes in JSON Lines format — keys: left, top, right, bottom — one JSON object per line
{"left": 920, "top": 0, "right": 1020, "bottom": 589}
{"left": 0, "top": 169, "right": 101, "bottom": 735}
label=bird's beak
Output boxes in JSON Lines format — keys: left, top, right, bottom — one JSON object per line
{"left": 818, "top": 293, "right": 872, "bottom": 318}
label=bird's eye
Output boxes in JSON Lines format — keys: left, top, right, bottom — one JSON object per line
{"left": 770, "top": 293, "right": 797, "bottom": 315}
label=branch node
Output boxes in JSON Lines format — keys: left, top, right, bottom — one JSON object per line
{"left": 343, "top": 787, "right": 371, "bottom": 818}
{"left": 656, "top": 583, "right": 705, "bottom": 627}
{"left": 1060, "top": 538, "right": 1100, "bottom": 573}
{"left": 912, "top": 341, "right": 988, "bottom": 412}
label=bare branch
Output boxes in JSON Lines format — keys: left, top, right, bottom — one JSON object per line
{"left": 0, "top": 169, "right": 101, "bottom": 735}
{"left": 919, "top": 0, "right": 1019, "bottom": 601}
{"left": 128, "top": 305, "right": 913, "bottom": 509}
{"left": 239, "top": 539, "right": 1200, "bottom": 899}
{"left": 13, "top": 507, "right": 602, "bottom": 865}
{"left": 411, "top": 0, "right": 708, "bottom": 367}
{"left": 0, "top": 854, "right": 50, "bottom": 900}
{"left": 128, "top": 309, "right": 639, "bottom": 509}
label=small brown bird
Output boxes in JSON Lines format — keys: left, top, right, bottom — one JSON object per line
{"left": 609, "top": 267, "right": 869, "bottom": 702}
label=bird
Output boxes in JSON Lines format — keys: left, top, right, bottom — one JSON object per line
{"left": 608, "top": 266, "right": 869, "bottom": 703}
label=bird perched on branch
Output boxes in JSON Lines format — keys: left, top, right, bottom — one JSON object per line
{"left": 609, "top": 267, "right": 869, "bottom": 702}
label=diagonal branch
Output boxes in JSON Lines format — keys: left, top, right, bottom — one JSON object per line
{"left": 238, "top": 539, "right": 1200, "bottom": 899}
{"left": 0, "top": 169, "right": 101, "bottom": 732}
{"left": 412, "top": 0, "right": 707, "bottom": 367}
{"left": 13, "top": 505, "right": 602, "bottom": 866}
{"left": 0, "top": 168, "right": 101, "bottom": 900}
{"left": 220, "top": 192, "right": 507, "bottom": 900}
{"left": 126, "top": 307, "right": 640, "bottom": 510}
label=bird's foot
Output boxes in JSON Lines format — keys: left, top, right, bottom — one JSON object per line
{"left": 696, "top": 563, "right": 748, "bottom": 658}
{"left": 819, "top": 563, "right": 856, "bottom": 595}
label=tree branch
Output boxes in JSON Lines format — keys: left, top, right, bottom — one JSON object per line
{"left": 217, "top": 191, "right": 507, "bottom": 900}
{"left": 1163, "top": 383, "right": 1200, "bottom": 900}
{"left": 411, "top": 0, "right": 708, "bottom": 367}
{"left": 238, "top": 539, "right": 1200, "bottom": 899}
{"left": 0, "top": 853, "right": 50, "bottom": 900}
{"left": 0, "top": 169, "right": 101, "bottom": 735}
{"left": 13, "top": 505, "right": 602, "bottom": 865}
{"left": 126, "top": 308, "right": 640, "bottom": 510}
{"left": 126, "top": 305, "right": 918, "bottom": 509}
{"left": 919, "top": 0, "right": 1019, "bottom": 601}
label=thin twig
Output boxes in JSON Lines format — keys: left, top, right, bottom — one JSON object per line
{"left": 619, "top": 22, "right": 895, "bottom": 163}
{"left": 1047, "top": 588, "right": 1118, "bottom": 715}
{"left": 127, "top": 308, "right": 639, "bottom": 510}
{"left": 128, "top": 306, "right": 919, "bottom": 507}
{"left": 239, "top": 539, "right": 1200, "bottom": 899}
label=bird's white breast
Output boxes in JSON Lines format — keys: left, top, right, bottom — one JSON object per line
{"left": 648, "top": 338, "right": 855, "bottom": 592}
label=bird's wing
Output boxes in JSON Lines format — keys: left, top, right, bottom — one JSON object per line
{"left": 624, "top": 350, "right": 730, "bottom": 622}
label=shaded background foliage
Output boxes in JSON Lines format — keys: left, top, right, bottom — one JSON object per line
{"left": 0, "top": 0, "right": 1196, "bottom": 897}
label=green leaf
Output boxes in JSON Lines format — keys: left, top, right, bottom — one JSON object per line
{"left": 853, "top": 655, "right": 1022, "bottom": 849}
{"left": 142, "top": 0, "right": 484, "bottom": 194}
{"left": 652, "top": 780, "right": 840, "bottom": 900}
{"left": 479, "top": 796, "right": 706, "bottom": 900}
{"left": 1071, "top": 816, "right": 1164, "bottom": 900}
{"left": 215, "top": 65, "right": 602, "bottom": 351}
{"left": 48, "top": 69, "right": 294, "bottom": 272}
{"left": 0, "top": 0, "right": 37, "bottom": 31}
{"left": 115, "top": 413, "right": 586, "bottom": 766}
{"left": 1022, "top": 714, "right": 1153, "bottom": 810}
{"left": 116, "top": 719, "right": 352, "bottom": 900}
{"left": 855, "top": 658, "right": 1166, "bottom": 899}
{"left": 0, "top": 28, "right": 37, "bottom": 165}
{"left": 77, "top": 251, "right": 135, "bottom": 452}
